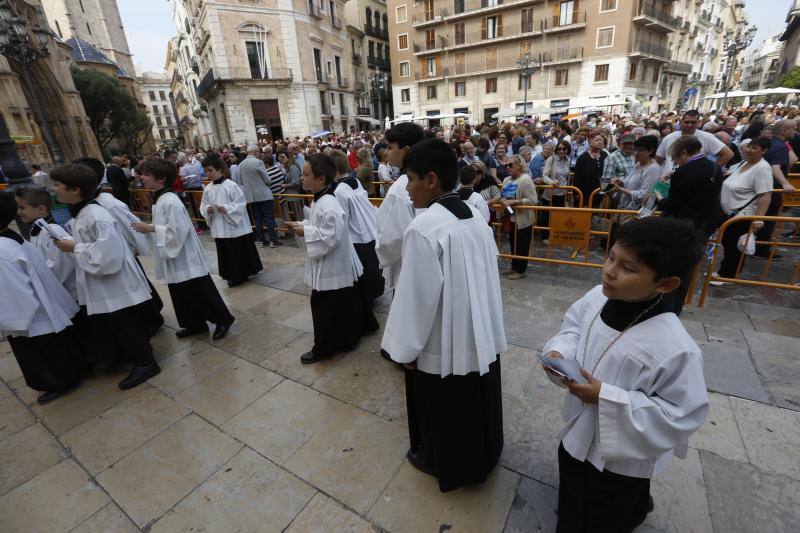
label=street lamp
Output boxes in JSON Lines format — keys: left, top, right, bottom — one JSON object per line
{"left": 0, "top": 0, "right": 64, "bottom": 165}
{"left": 720, "top": 24, "right": 757, "bottom": 111}
{"left": 369, "top": 69, "right": 388, "bottom": 124}
{"left": 516, "top": 51, "right": 540, "bottom": 121}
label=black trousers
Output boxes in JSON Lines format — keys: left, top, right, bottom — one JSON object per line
{"left": 168, "top": 274, "right": 233, "bottom": 329}
{"left": 8, "top": 324, "right": 87, "bottom": 392}
{"left": 719, "top": 219, "right": 752, "bottom": 278}
{"left": 556, "top": 444, "right": 650, "bottom": 533}
{"left": 508, "top": 225, "right": 533, "bottom": 274}
{"left": 542, "top": 195, "right": 567, "bottom": 238}
{"left": 755, "top": 186, "right": 782, "bottom": 256}
{"left": 310, "top": 285, "right": 362, "bottom": 358}
{"left": 86, "top": 301, "right": 156, "bottom": 367}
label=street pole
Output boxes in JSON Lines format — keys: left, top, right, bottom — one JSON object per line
{"left": 720, "top": 24, "right": 757, "bottom": 112}
{"left": 516, "top": 52, "right": 540, "bottom": 121}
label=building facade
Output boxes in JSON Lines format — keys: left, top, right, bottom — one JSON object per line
{"left": 180, "top": 0, "right": 357, "bottom": 145}
{"left": 138, "top": 71, "right": 181, "bottom": 149}
{"left": 387, "top": 0, "right": 688, "bottom": 123}
{"left": 1, "top": 0, "right": 100, "bottom": 166}
{"left": 778, "top": 1, "right": 800, "bottom": 83}
{"left": 741, "top": 35, "right": 783, "bottom": 92}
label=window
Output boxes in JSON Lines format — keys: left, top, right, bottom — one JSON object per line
{"left": 628, "top": 62, "right": 637, "bottom": 80}
{"left": 454, "top": 51, "right": 465, "bottom": 74}
{"left": 485, "top": 77, "right": 497, "bottom": 93}
{"left": 518, "top": 74, "right": 530, "bottom": 91}
{"left": 555, "top": 68, "right": 568, "bottom": 86}
{"left": 427, "top": 85, "right": 437, "bottom": 100}
{"left": 400, "top": 61, "right": 410, "bottom": 77}
{"left": 166, "top": 116, "right": 173, "bottom": 126}
{"left": 427, "top": 57, "right": 436, "bottom": 76}
{"left": 559, "top": 1, "right": 574, "bottom": 26}
{"left": 159, "top": 90, "right": 166, "bottom": 100}
{"left": 156, "top": 116, "right": 163, "bottom": 126}
{"left": 596, "top": 27, "right": 614, "bottom": 48}
{"left": 454, "top": 23, "right": 465, "bottom": 45}
{"left": 170, "top": 129, "right": 177, "bottom": 138}
{"left": 159, "top": 130, "right": 166, "bottom": 140}
{"left": 600, "top": 0, "right": 617, "bottom": 12}
{"left": 396, "top": 5, "right": 407, "bottom": 23}
{"left": 424, "top": 0, "right": 434, "bottom": 21}
{"left": 246, "top": 41, "right": 267, "bottom": 79}
{"left": 520, "top": 40, "right": 532, "bottom": 58}
{"left": 401, "top": 88, "right": 410, "bottom": 102}
{"left": 365, "top": 7, "right": 372, "bottom": 29}
{"left": 425, "top": 29, "right": 436, "bottom": 50}
{"left": 335, "top": 55, "right": 342, "bottom": 85}
{"left": 482, "top": 15, "right": 502, "bottom": 39}
{"left": 163, "top": 105, "right": 170, "bottom": 114}
{"left": 594, "top": 64, "right": 609, "bottom": 82}
{"left": 331, "top": 92, "right": 336, "bottom": 105}
{"left": 149, "top": 91, "right": 156, "bottom": 100}
{"left": 521, "top": 8, "right": 534, "bottom": 33}
{"left": 485, "top": 46, "right": 497, "bottom": 70}
{"left": 314, "top": 48, "right": 323, "bottom": 81}
{"left": 652, "top": 66, "right": 660, "bottom": 83}
{"left": 455, "top": 81, "right": 466, "bottom": 97}
{"left": 398, "top": 34, "right": 409, "bottom": 50}
{"left": 454, "top": 0, "right": 465, "bottom": 14}
{"left": 152, "top": 105, "right": 159, "bottom": 115}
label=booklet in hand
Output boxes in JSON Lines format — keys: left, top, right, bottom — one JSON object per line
{"left": 538, "top": 353, "right": 588, "bottom": 384}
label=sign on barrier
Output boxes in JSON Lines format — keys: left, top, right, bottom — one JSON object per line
{"left": 548, "top": 210, "right": 591, "bottom": 249}
{"left": 783, "top": 178, "right": 800, "bottom": 207}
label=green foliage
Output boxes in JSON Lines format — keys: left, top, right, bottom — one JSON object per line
{"left": 70, "top": 66, "right": 150, "bottom": 152}
{"left": 779, "top": 66, "right": 800, "bottom": 89}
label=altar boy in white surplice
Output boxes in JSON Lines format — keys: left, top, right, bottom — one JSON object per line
{"left": 542, "top": 217, "right": 710, "bottom": 533}
{"left": 381, "top": 138, "right": 507, "bottom": 493}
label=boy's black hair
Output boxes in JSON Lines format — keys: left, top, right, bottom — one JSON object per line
{"left": 306, "top": 153, "right": 337, "bottom": 184}
{"left": 613, "top": 217, "right": 702, "bottom": 281}
{"left": 385, "top": 122, "right": 424, "bottom": 149}
{"left": 72, "top": 157, "right": 106, "bottom": 184}
{"left": 633, "top": 135, "right": 659, "bottom": 156}
{"left": 0, "top": 191, "right": 16, "bottom": 227}
{"left": 459, "top": 165, "right": 476, "bottom": 186}
{"left": 14, "top": 186, "right": 53, "bottom": 210}
{"left": 200, "top": 155, "right": 227, "bottom": 172}
{"left": 403, "top": 138, "right": 458, "bottom": 191}
{"left": 139, "top": 158, "right": 177, "bottom": 188}
{"left": 50, "top": 164, "right": 99, "bottom": 200}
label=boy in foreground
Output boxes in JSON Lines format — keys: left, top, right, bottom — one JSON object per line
{"left": 542, "top": 217, "right": 709, "bottom": 532}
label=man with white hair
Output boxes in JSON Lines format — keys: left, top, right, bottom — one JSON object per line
{"left": 239, "top": 143, "right": 280, "bottom": 247}
{"left": 459, "top": 142, "right": 478, "bottom": 168}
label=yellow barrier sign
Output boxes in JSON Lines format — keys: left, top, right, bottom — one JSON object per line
{"left": 11, "top": 134, "right": 34, "bottom": 144}
{"left": 549, "top": 210, "right": 591, "bottom": 249}
{"left": 784, "top": 178, "right": 800, "bottom": 207}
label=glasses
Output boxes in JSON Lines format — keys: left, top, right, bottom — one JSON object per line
{"left": 556, "top": 148, "right": 568, "bottom": 152}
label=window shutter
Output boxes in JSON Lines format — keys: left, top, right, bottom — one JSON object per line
{"left": 481, "top": 17, "right": 487, "bottom": 40}
{"left": 497, "top": 14, "right": 503, "bottom": 36}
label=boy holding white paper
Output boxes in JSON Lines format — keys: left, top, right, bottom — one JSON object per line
{"left": 542, "top": 217, "right": 709, "bottom": 532}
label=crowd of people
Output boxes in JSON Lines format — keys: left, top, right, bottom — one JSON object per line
{"left": 1, "top": 101, "right": 797, "bottom": 532}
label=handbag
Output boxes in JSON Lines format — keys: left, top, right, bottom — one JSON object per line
{"left": 737, "top": 232, "right": 756, "bottom": 255}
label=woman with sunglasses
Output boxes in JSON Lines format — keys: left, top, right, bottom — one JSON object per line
{"left": 540, "top": 140, "right": 572, "bottom": 244}
{"left": 500, "top": 155, "right": 538, "bottom": 280}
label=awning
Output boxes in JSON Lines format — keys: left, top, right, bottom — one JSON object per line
{"left": 310, "top": 130, "right": 332, "bottom": 139}
{"left": 751, "top": 87, "right": 800, "bottom": 96}
{"left": 700, "top": 90, "right": 757, "bottom": 99}
{"left": 356, "top": 116, "right": 382, "bottom": 126}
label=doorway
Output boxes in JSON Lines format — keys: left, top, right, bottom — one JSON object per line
{"left": 250, "top": 99, "right": 282, "bottom": 142}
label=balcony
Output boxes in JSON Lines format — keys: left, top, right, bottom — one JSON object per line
{"left": 352, "top": 51, "right": 362, "bottom": 63}
{"left": 357, "top": 106, "right": 371, "bottom": 115}
{"left": 697, "top": 10, "right": 712, "bottom": 26}
{"left": 196, "top": 68, "right": 216, "bottom": 99}
{"left": 679, "top": 19, "right": 690, "bottom": 33}
{"left": 412, "top": 0, "right": 543, "bottom": 28}
{"left": 541, "top": 47, "right": 583, "bottom": 65}
{"left": 448, "top": 56, "right": 527, "bottom": 79}
{"left": 633, "top": 5, "right": 679, "bottom": 33}
{"left": 370, "top": 88, "right": 392, "bottom": 101}
{"left": 355, "top": 81, "right": 366, "bottom": 92}
{"left": 308, "top": 1, "right": 322, "bottom": 19}
{"left": 632, "top": 41, "right": 671, "bottom": 61}
{"left": 664, "top": 61, "right": 693, "bottom": 75}
{"left": 338, "top": 77, "right": 349, "bottom": 88}
{"left": 542, "top": 10, "right": 586, "bottom": 33}
{"left": 367, "top": 56, "right": 390, "bottom": 71}
{"left": 415, "top": 67, "right": 450, "bottom": 81}
{"left": 197, "top": 66, "right": 293, "bottom": 98}
{"left": 364, "top": 25, "right": 388, "bottom": 40}
{"left": 419, "top": 23, "right": 542, "bottom": 56}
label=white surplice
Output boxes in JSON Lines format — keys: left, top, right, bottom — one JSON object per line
{"left": 95, "top": 191, "right": 150, "bottom": 256}
{"left": 0, "top": 235, "right": 78, "bottom": 338}
{"left": 465, "top": 191, "right": 490, "bottom": 223}
{"left": 381, "top": 203, "right": 507, "bottom": 377}
{"left": 151, "top": 191, "right": 211, "bottom": 284}
{"left": 199, "top": 179, "right": 252, "bottom": 239}
{"left": 543, "top": 285, "right": 710, "bottom": 479}
{"left": 333, "top": 179, "right": 378, "bottom": 244}
{"left": 71, "top": 204, "right": 151, "bottom": 314}
{"left": 302, "top": 193, "right": 363, "bottom": 291}
{"left": 30, "top": 219, "right": 78, "bottom": 301}
{"left": 375, "top": 174, "right": 421, "bottom": 290}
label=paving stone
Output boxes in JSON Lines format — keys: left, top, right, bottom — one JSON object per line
{"left": 279, "top": 306, "right": 315, "bottom": 333}
{"left": 698, "top": 343, "right": 770, "bottom": 403}
{"left": 0, "top": 460, "right": 109, "bottom": 533}
{"left": 501, "top": 344, "right": 565, "bottom": 408}
{"left": 703, "top": 324, "right": 747, "bottom": 349}
{"left": 750, "top": 350, "right": 800, "bottom": 411}
{"left": 217, "top": 319, "right": 306, "bottom": 364}
{"left": 283, "top": 403, "right": 407, "bottom": 514}
{"left": 71, "top": 503, "right": 138, "bottom": 533}
{"left": 62, "top": 387, "right": 189, "bottom": 475}
{"left": 257, "top": 332, "right": 336, "bottom": 386}
{"left": 742, "top": 329, "right": 797, "bottom": 357}
{"left": 374, "top": 381, "right": 408, "bottom": 426}
{"left": 369, "top": 463, "right": 519, "bottom": 533}
{"left": 247, "top": 290, "right": 309, "bottom": 321}
{"left": 148, "top": 329, "right": 200, "bottom": 363}
{"left": 503, "top": 476, "right": 558, "bottom": 533}
{"left": 730, "top": 397, "right": 800, "bottom": 481}
{"left": 749, "top": 316, "right": 800, "bottom": 338}
{"left": 690, "top": 392, "right": 749, "bottom": 463}
{"left": 0, "top": 423, "right": 62, "bottom": 497}
{"left": 216, "top": 281, "right": 284, "bottom": 311}
{"left": 152, "top": 448, "right": 315, "bottom": 533}
{"left": 504, "top": 303, "right": 566, "bottom": 352}
{"left": 701, "top": 450, "right": 800, "bottom": 533}
{"left": 6, "top": 377, "right": 39, "bottom": 406}
{"left": 146, "top": 343, "right": 236, "bottom": 396}
{"left": 96, "top": 414, "right": 242, "bottom": 528}
{"left": 0, "top": 395, "right": 34, "bottom": 441}
{"left": 286, "top": 492, "right": 377, "bottom": 533}
{"left": 681, "top": 320, "right": 709, "bottom": 344}
{"left": 681, "top": 304, "right": 753, "bottom": 330}
{"left": 0, "top": 354, "right": 23, "bottom": 382}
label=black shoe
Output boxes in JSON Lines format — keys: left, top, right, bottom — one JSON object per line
{"left": 37, "top": 390, "right": 63, "bottom": 405}
{"left": 260, "top": 241, "right": 269, "bottom": 248}
{"left": 647, "top": 495, "right": 655, "bottom": 514}
{"left": 300, "top": 351, "right": 328, "bottom": 364}
{"left": 406, "top": 448, "right": 435, "bottom": 476}
{"left": 176, "top": 325, "right": 208, "bottom": 338}
{"left": 118, "top": 363, "right": 161, "bottom": 390}
{"left": 380, "top": 349, "right": 392, "bottom": 362}
{"left": 212, "top": 317, "right": 235, "bottom": 340}
{"left": 227, "top": 280, "right": 245, "bottom": 288}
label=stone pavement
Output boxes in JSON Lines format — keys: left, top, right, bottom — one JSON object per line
{"left": 1, "top": 235, "right": 799, "bottom": 532}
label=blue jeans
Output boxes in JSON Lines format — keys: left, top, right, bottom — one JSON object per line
{"left": 250, "top": 200, "right": 277, "bottom": 243}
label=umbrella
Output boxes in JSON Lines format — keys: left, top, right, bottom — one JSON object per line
{"left": 491, "top": 109, "right": 519, "bottom": 119}
{"left": 751, "top": 87, "right": 800, "bottom": 96}
{"left": 310, "top": 130, "right": 332, "bottom": 139}
{"left": 528, "top": 105, "right": 557, "bottom": 114}
{"left": 562, "top": 113, "right": 581, "bottom": 120}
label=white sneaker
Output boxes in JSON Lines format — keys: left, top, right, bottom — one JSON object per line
{"left": 708, "top": 273, "right": 730, "bottom": 286}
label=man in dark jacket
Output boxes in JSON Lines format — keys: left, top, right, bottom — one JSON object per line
{"left": 106, "top": 156, "right": 131, "bottom": 206}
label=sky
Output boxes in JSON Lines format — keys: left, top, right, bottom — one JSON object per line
{"left": 118, "top": 0, "right": 793, "bottom": 75}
